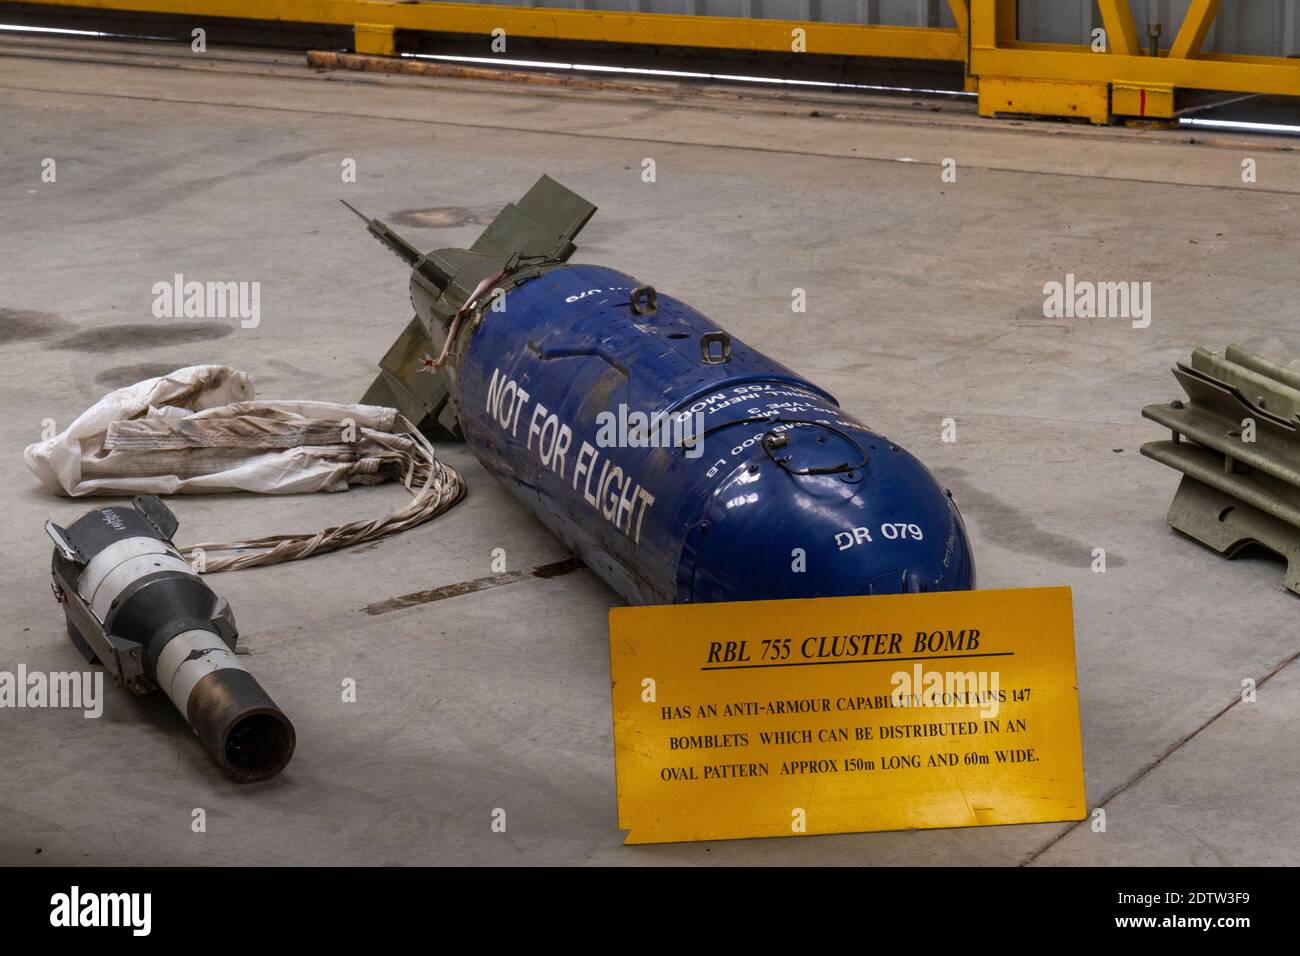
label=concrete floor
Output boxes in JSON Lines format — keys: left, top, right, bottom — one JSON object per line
{"left": 2, "top": 35, "right": 1299, "bottom": 866}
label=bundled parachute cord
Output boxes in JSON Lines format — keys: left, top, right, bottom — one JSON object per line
{"left": 177, "top": 416, "right": 465, "bottom": 573}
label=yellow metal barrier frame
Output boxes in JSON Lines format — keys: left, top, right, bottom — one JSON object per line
{"left": 971, "top": 0, "right": 1300, "bottom": 123}
{"left": 15, "top": 0, "right": 1300, "bottom": 123}
{"left": 15, "top": 0, "right": 969, "bottom": 61}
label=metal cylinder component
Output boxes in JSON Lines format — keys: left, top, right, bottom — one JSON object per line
{"left": 154, "top": 628, "right": 295, "bottom": 782}
{"left": 47, "top": 496, "right": 295, "bottom": 781}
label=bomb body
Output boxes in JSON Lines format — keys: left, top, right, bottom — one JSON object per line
{"left": 357, "top": 177, "right": 975, "bottom": 603}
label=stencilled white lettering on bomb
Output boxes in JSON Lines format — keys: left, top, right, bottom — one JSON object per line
{"left": 484, "top": 368, "right": 656, "bottom": 544}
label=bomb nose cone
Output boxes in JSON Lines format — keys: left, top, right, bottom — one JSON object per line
{"left": 685, "top": 430, "right": 975, "bottom": 603}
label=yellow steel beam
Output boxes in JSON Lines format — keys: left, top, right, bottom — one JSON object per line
{"left": 26, "top": 0, "right": 967, "bottom": 61}
{"left": 1169, "top": 0, "right": 1222, "bottom": 58}
{"left": 969, "top": 0, "right": 1015, "bottom": 50}
{"left": 973, "top": 44, "right": 1300, "bottom": 98}
{"left": 946, "top": 0, "right": 969, "bottom": 39}
{"left": 969, "top": 0, "right": 994, "bottom": 50}
{"left": 353, "top": 21, "right": 394, "bottom": 56}
{"left": 1095, "top": 0, "right": 1140, "bottom": 57}
{"left": 979, "top": 76, "right": 1109, "bottom": 123}
{"left": 1112, "top": 82, "right": 1174, "bottom": 118}
{"left": 947, "top": 0, "right": 977, "bottom": 90}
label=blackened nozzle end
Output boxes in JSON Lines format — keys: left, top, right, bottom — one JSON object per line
{"left": 187, "top": 668, "right": 296, "bottom": 782}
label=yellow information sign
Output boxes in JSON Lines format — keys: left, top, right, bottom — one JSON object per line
{"left": 609, "top": 587, "right": 1085, "bottom": 844}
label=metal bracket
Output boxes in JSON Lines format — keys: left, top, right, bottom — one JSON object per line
{"left": 762, "top": 422, "right": 868, "bottom": 477}
{"left": 700, "top": 331, "right": 730, "bottom": 365}
{"left": 629, "top": 285, "right": 658, "bottom": 316}
{"left": 1142, "top": 343, "right": 1300, "bottom": 595}
{"left": 1164, "top": 475, "right": 1300, "bottom": 594}
{"left": 51, "top": 562, "right": 153, "bottom": 693}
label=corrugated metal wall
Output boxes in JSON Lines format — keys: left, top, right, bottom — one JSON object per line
{"left": 438, "top": 0, "right": 1299, "bottom": 56}
{"left": 440, "top": 0, "right": 958, "bottom": 26}
{"left": 1020, "top": 1, "right": 1299, "bottom": 56}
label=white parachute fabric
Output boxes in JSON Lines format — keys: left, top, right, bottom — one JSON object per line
{"left": 24, "top": 365, "right": 465, "bottom": 571}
